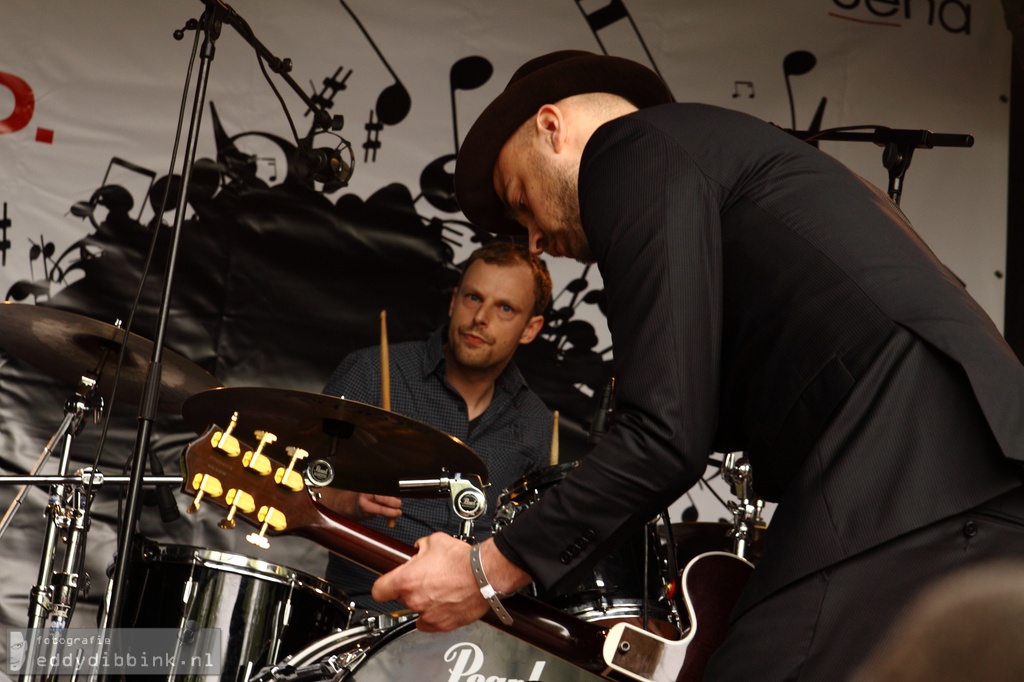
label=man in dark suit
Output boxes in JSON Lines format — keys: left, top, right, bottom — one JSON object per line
{"left": 373, "top": 51, "right": 1024, "bottom": 679}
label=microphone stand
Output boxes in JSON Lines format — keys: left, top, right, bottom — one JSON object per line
{"left": 101, "top": 0, "right": 343, "bottom": 638}
{"left": 785, "top": 126, "right": 974, "bottom": 205}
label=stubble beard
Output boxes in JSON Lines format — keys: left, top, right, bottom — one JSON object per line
{"left": 448, "top": 326, "right": 498, "bottom": 373}
{"left": 551, "top": 162, "right": 594, "bottom": 264}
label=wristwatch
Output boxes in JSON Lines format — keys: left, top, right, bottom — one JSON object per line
{"left": 468, "top": 543, "right": 514, "bottom": 625}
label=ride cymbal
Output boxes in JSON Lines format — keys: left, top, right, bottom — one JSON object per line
{"left": 182, "top": 386, "right": 488, "bottom": 495}
{"left": 0, "top": 301, "right": 221, "bottom": 414}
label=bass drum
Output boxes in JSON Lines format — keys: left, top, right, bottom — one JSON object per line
{"left": 122, "top": 539, "right": 355, "bottom": 682}
{"left": 493, "top": 462, "right": 681, "bottom": 638}
{"left": 251, "top": 617, "right": 605, "bottom": 682}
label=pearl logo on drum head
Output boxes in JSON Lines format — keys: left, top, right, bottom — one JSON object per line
{"left": 251, "top": 620, "right": 603, "bottom": 682}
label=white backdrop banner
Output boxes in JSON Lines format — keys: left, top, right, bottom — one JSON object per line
{"left": 0, "top": 0, "right": 1012, "bottom": 322}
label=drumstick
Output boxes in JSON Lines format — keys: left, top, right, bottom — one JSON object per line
{"left": 380, "top": 310, "right": 390, "bottom": 412}
{"left": 380, "top": 310, "right": 396, "bottom": 529}
{"left": 549, "top": 410, "right": 559, "bottom": 466}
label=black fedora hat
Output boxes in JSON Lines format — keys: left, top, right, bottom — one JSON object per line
{"left": 454, "top": 50, "right": 673, "bottom": 236}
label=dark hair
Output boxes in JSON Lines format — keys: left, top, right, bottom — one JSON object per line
{"left": 460, "top": 242, "right": 552, "bottom": 317}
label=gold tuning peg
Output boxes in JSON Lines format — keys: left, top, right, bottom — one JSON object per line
{"left": 218, "top": 488, "right": 256, "bottom": 529}
{"left": 275, "top": 447, "right": 309, "bottom": 492}
{"left": 246, "top": 506, "right": 287, "bottom": 549}
{"left": 211, "top": 412, "right": 241, "bottom": 457}
{"left": 187, "top": 473, "right": 223, "bottom": 513}
{"left": 242, "top": 431, "right": 276, "bottom": 476}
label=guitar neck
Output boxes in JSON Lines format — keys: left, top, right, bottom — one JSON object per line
{"left": 299, "top": 498, "right": 612, "bottom": 675}
{"left": 302, "top": 498, "right": 413, "bottom": 569}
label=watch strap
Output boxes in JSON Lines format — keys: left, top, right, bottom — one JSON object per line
{"left": 469, "top": 543, "right": 514, "bottom": 625}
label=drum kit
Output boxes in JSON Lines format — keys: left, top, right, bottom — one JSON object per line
{"left": 0, "top": 301, "right": 767, "bottom": 682}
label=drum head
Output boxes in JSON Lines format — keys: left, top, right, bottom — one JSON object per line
{"left": 254, "top": 619, "right": 606, "bottom": 682}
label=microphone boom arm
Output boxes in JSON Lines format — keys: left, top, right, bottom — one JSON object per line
{"left": 783, "top": 125, "right": 974, "bottom": 206}
{"left": 200, "top": 0, "right": 342, "bottom": 134}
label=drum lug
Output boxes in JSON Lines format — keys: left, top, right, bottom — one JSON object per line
{"left": 322, "top": 646, "right": 368, "bottom": 679}
{"left": 361, "top": 610, "right": 414, "bottom": 635}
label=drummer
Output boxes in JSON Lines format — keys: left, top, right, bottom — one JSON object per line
{"left": 318, "top": 241, "right": 554, "bottom": 612}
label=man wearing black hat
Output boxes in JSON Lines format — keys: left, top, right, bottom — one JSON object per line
{"left": 373, "top": 51, "right": 1024, "bottom": 679}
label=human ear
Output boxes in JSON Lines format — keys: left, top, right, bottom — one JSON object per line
{"left": 519, "top": 315, "right": 544, "bottom": 344}
{"left": 535, "top": 104, "right": 565, "bottom": 153}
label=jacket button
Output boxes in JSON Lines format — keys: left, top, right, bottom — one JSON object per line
{"left": 963, "top": 521, "right": 978, "bottom": 538}
{"left": 560, "top": 551, "right": 573, "bottom": 564}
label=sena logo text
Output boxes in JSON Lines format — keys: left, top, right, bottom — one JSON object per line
{"left": 832, "top": 0, "right": 972, "bottom": 35}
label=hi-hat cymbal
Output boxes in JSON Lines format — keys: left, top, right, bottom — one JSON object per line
{"left": 0, "top": 302, "right": 222, "bottom": 414}
{"left": 182, "top": 386, "right": 489, "bottom": 496}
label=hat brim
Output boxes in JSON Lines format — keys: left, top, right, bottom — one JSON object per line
{"left": 454, "top": 51, "right": 674, "bottom": 236}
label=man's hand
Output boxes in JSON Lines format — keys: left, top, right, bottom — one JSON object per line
{"left": 317, "top": 488, "right": 402, "bottom": 521}
{"left": 356, "top": 492, "right": 402, "bottom": 519}
{"left": 371, "top": 534, "right": 532, "bottom": 632}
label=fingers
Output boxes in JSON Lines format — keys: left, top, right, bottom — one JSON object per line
{"left": 371, "top": 563, "right": 401, "bottom": 604}
{"left": 358, "top": 493, "right": 403, "bottom": 519}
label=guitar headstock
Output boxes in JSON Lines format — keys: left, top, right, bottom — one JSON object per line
{"left": 180, "top": 414, "right": 322, "bottom": 550}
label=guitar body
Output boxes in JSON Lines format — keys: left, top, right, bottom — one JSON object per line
{"left": 605, "top": 552, "right": 753, "bottom": 682}
{"left": 180, "top": 424, "right": 753, "bottom": 682}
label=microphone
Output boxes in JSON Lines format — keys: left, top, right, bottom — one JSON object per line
{"left": 587, "top": 376, "right": 615, "bottom": 445}
{"left": 301, "top": 145, "right": 353, "bottom": 189}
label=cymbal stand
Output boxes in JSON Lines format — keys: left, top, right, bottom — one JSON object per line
{"left": 398, "top": 474, "right": 487, "bottom": 541}
{"left": 721, "top": 452, "right": 764, "bottom": 560}
{"left": 0, "top": 471, "right": 183, "bottom": 681}
{"left": 0, "top": 376, "right": 99, "bottom": 541}
{"left": 2, "top": 375, "right": 103, "bottom": 681}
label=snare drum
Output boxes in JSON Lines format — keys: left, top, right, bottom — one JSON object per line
{"left": 122, "top": 540, "right": 354, "bottom": 682}
{"left": 494, "top": 462, "right": 680, "bottom": 637}
{"left": 251, "top": 618, "right": 604, "bottom": 682}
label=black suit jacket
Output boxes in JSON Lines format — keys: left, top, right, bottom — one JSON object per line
{"left": 493, "top": 103, "right": 1024, "bottom": 611}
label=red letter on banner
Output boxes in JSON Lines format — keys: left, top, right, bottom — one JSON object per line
{"left": 0, "top": 71, "right": 35, "bottom": 134}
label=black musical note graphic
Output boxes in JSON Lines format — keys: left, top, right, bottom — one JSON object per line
{"left": 103, "top": 157, "right": 157, "bottom": 222}
{"left": 732, "top": 80, "right": 755, "bottom": 99}
{"left": 782, "top": 50, "right": 827, "bottom": 146}
{"left": 262, "top": 157, "right": 278, "bottom": 182}
{"left": 450, "top": 56, "right": 492, "bottom": 156}
{"left": 574, "top": 0, "right": 666, "bottom": 83}
{"left": 419, "top": 56, "right": 494, "bottom": 214}
{"left": 364, "top": 110, "right": 383, "bottom": 163}
{"left": 26, "top": 234, "right": 57, "bottom": 293}
{"left": 306, "top": 66, "right": 352, "bottom": 136}
{"left": 0, "top": 202, "right": 11, "bottom": 266}
{"left": 339, "top": 1, "right": 411, "bottom": 162}
{"left": 783, "top": 50, "right": 816, "bottom": 129}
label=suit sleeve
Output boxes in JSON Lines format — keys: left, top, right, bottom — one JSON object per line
{"left": 493, "top": 116, "right": 725, "bottom": 591}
